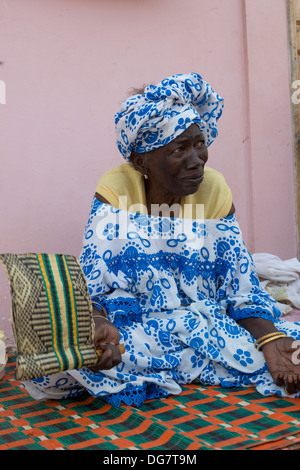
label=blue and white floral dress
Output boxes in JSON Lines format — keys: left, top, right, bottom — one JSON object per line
{"left": 23, "top": 198, "right": 300, "bottom": 405}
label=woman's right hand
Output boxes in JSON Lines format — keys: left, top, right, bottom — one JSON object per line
{"left": 89, "top": 315, "right": 122, "bottom": 372}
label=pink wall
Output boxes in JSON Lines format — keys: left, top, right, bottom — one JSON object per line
{"left": 0, "top": 0, "right": 297, "bottom": 343}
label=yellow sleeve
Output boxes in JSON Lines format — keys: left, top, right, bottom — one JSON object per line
{"left": 95, "top": 170, "right": 123, "bottom": 208}
{"left": 208, "top": 169, "right": 232, "bottom": 218}
{"left": 95, "top": 164, "right": 146, "bottom": 210}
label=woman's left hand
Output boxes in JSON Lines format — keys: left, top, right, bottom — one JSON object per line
{"left": 262, "top": 336, "right": 300, "bottom": 394}
{"left": 238, "top": 317, "right": 300, "bottom": 394}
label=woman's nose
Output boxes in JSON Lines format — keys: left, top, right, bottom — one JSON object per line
{"left": 185, "top": 147, "right": 205, "bottom": 169}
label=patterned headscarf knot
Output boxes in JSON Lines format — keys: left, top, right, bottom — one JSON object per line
{"left": 115, "top": 73, "right": 224, "bottom": 161}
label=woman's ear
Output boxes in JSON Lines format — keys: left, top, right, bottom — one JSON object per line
{"left": 130, "top": 150, "right": 148, "bottom": 176}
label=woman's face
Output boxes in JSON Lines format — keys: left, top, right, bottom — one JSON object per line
{"left": 140, "top": 124, "right": 208, "bottom": 197}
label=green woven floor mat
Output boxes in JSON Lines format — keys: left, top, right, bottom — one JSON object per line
{"left": 1, "top": 354, "right": 300, "bottom": 450}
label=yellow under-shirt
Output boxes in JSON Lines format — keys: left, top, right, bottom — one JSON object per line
{"left": 95, "top": 163, "right": 232, "bottom": 219}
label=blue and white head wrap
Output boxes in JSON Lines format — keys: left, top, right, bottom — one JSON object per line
{"left": 115, "top": 73, "right": 224, "bottom": 161}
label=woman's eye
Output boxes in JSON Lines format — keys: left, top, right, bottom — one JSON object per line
{"left": 196, "top": 141, "right": 205, "bottom": 148}
{"left": 173, "top": 147, "right": 182, "bottom": 154}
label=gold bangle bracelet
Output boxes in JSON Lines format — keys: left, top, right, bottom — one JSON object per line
{"left": 93, "top": 314, "right": 111, "bottom": 322}
{"left": 92, "top": 302, "right": 108, "bottom": 318}
{"left": 254, "top": 331, "right": 286, "bottom": 348}
{"left": 255, "top": 333, "right": 287, "bottom": 351}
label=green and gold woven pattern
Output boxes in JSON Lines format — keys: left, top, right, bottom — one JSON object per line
{"left": 0, "top": 253, "right": 98, "bottom": 381}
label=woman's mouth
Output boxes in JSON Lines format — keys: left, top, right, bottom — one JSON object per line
{"left": 183, "top": 173, "right": 204, "bottom": 184}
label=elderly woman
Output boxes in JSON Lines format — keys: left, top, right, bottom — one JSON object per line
{"left": 24, "top": 73, "right": 300, "bottom": 406}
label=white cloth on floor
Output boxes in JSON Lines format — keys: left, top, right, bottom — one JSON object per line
{"left": 253, "top": 253, "right": 300, "bottom": 313}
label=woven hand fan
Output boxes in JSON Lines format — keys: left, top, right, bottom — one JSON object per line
{"left": 0, "top": 253, "right": 115, "bottom": 381}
